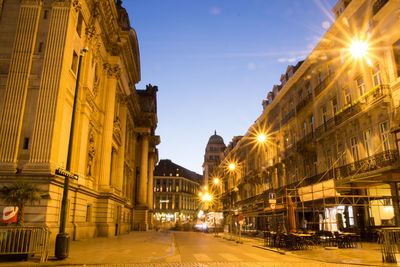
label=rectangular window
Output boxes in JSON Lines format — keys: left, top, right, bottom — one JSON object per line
{"left": 38, "top": 42, "right": 44, "bottom": 53}
{"left": 331, "top": 97, "right": 338, "bottom": 115}
{"left": 357, "top": 77, "right": 366, "bottom": 95}
{"left": 363, "top": 129, "right": 373, "bottom": 157}
{"left": 380, "top": 121, "right": 390, "bottom": 151}
{"left": 351, "top": 137, "right": 359, "bottom": 162}
{"left": 76, "top": 12, "right": 83, "bottom": 37}
{"left": 321, "top": 105, "right": 327, "bottom": 124}
{"left": 303, "top": 121, "right": 307, "bottom": 136}
{"left": 43, "top": 10, "right": 49, "bottom": 20}
{"left": 309, "top": 115, "right": 314, "bottom": 133}
{"left": 344, "top": 87, "right": 351, "bottom": 105}
{"left": 71, "top": 51, "right": 78, "bottom": 74}
{"left": 372, "top": 64, "right": 383, "bottom": 87}
{"left": 393, "top": 39, "right": 400, "bottom": 77}
{"left": 86, "top": 204, "right": 92, "bottom": 222}
{"left": 23, "top": 137, "right": 29, "bottom": 150}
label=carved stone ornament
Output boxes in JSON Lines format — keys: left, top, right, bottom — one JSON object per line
{"left": 86, "top": 129, "right": 96, "bottom": 177}
{"left": 85, "top": 24, "right": 96, "bottom": 41}
{"left": 72, "top": 0, "right": 81, "bottom": 11}
{"left": 103, "top": 63, "right": 121, "bottom": 79}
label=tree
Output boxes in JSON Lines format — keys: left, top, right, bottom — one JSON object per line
{"left": 0, "top": 181, "right": 50, "bottom": 225}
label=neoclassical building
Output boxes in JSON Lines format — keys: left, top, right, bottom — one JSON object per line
{"left": 216, "top": 0, "right": 400, "bottom": 235}
{"left": 0, "top": 0, "right": 159, "bottom": 239}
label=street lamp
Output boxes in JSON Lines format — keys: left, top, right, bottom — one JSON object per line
{"left": 257, "top": 133, "right": 266, "bottom": 144}
{"left": 213, "top": 178, "right": 220, "bottom": 185}
{"left": 229, "top": 163, "right": 236, "bottom": 171}
{"left": 55, "top": 47, "right": 88, "bottom": 259}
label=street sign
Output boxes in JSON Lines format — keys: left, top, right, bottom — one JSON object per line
{"left": 270, "top": 203, "right": 276, "bottom": 210}
{"left": 238, "top": 214, "right": 245, "bottom": 222}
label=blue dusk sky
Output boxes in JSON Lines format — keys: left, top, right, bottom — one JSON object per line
{"left": 125, "top": 0, "right": 337, "bottom": 174}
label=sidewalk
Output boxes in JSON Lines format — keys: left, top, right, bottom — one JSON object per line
{"left": 212, "top": 231, "right": 391, "bottom": 266}
{"left": 0, "top": 230, "right": 174, "bottom": 266}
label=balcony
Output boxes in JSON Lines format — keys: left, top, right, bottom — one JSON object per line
{"left": 281, "top": 109, "right": 295, "bottom": 126}
{"left": 336, "top": 150, "right": 399, "bottom": 179}
{"left": 373, "top": 0, "right": 389, "bottom": 15}
{"left": 314, "top": 75, "right": 333, "bottom": 97}
{"left": 296, "top": 132, "right": 315, "bottom": 153}
{"left": 335, "top": 84, "right": 389, "bottom": 126}
{"left": 315, "top": 117, "right": 335, "bottom": 138}
{"left": 296, "top": 93, "right": 313, "bottom": 114}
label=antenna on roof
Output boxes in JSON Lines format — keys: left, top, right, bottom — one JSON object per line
{"left": 214, "top": 130, "right": 217, "bottom": 135}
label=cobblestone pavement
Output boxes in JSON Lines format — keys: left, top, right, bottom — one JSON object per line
{"left": 0, "top": 230, "right": 395, "bottom": 267}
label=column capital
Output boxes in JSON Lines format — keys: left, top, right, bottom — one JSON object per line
{"left": 103, "top": 63, "right": 121, "bottom": 79}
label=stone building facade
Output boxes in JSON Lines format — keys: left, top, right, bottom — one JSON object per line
{"left": 202, "top": 131, "right": 226, "bottom": 186}
{"left": 216, "top": 0, "right": 400, "bottom": 235}
{"left": 153, "top": 159, "right": 201, "bottom": 222}
{"left": 0, "top": 0, "right": 159, "bottom": 239}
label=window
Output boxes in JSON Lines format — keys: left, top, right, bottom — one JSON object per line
{"left": 351, "top": 137, "right": 359, "bottom": 161}
{"left": 298, "top": 89, "right": 303, "bottom": 99}
{"left": 317, "top": 70, "right": 323, "bottom": 84}
{"left": 38, "top": 42, "right": 44, "bottom": 53}
{"left": 303, "top": 121, "right": 307, "bottom": 136}
{"left": 321, "top": 105, "right": 327, "bottom": 124}
{"left": 331, "top": 97, "right": 338, "bottom": 115}
{"left": 325, "top": 150, "right": 332, "bottom": 169}
{"left": 380, "top": 121, "right": 390, "bottom": 151}
{"left": 23, "top": 138, "right": 29, "bottom": 150}
{"left": 363, "top": 129, "right": 373, "bottom": 157}
{"left": 344, "top": 87, "right": 351, "bottom": 105}
{"left": 372, "top": 64, "right": 383, "bottom": 87}
{"left": 357, "top": 77, "right": 366, "bottom": 95}
{"left": 393, "top": 39, "right": 400, "bottom": 77}
{"left": 309, "top": 115, "right": 314, "bottom": 133}
{"left": 71, "top": 51, "right": 78, "bottom": 74}
{"left": 86, "top": 204, "right": 92, "bottom": 222}
{"left": 306, "top": 82, "right": 311, "bottom": 95}
{"left": 76, "top": 12, "right": 83, "bottom": 37}
{"left": 43, "top": 10, "right": 49, "bottom": 19}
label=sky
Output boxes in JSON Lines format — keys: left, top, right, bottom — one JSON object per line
{"left": 124, "top": 0, "right": 338, "bottom": 174}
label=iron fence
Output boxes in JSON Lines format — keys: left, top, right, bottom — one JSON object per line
{"left": 0, "top": 226, "right": 50, "bottom": 262}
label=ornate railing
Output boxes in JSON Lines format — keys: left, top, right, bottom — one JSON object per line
{"left": 334, "top": 102, "right": 362, "bottom": 126}
{"left": 315, "top": 117, "right": 335, "bottom": 138}
{"left": 314, "top": 75, "right": 333, "bottom": 97}
{"left": 296, "top": 93, "right": 313, "bottom": 114}
{"left": 336, "top": 150, "right": 399, "bottom": 179}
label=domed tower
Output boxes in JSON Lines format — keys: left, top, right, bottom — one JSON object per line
{"left": 202, "top": 131, "right": 226, "bottom": 186}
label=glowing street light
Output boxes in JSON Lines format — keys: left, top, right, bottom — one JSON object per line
{"left": 213, "top": 178, "right": 220, "bottom": 185}
{"left": 350, "top": 40, "right": 368, "bottom": 59}
{"left": 203, "top": 186, "right": 208, "bottom": 191}
{"left": 257, "top": 134, "right": 266, "bottom": 143}
{"left": 229, "top": 163, "right": 236, "bottom": 171}
{"left": 198, "top": 192, "right": 203, "bottom": 197}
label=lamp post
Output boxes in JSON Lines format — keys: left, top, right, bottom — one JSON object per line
{"left": 55, "top": 47, "right": 88, "bottom": 259}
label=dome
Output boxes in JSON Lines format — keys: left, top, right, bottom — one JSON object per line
{"left": 208, "top": 131, "right": 225, "bottom": 145}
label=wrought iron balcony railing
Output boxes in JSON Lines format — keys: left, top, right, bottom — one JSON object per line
{"left": 373, "top": 0, "right": 389, "bottom": 15}
{"left": 296, "top": 93, "right": 313, "bottom": 114}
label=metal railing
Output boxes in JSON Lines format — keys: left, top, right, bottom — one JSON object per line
{"left": 0, "top": 226, "right": 50, "bottom": 262}
{"left": 373, "top": 0, "right": 389, "bottom": 15}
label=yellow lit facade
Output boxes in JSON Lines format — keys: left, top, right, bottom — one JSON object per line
{"left": 216, "top": 0, "right": 400, "bottom": 234}
{"left": 0, "top": 0, "right": 159, "bottom": 239}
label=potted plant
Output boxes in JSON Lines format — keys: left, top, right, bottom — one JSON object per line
{"left": 0, "top": 180, "right": 50, "bottom": 260}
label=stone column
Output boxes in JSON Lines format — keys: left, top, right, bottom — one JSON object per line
{"left": 137, "top": 133, "right": 149, "bottom": 206}
{"left": 24, "top": 1, "right": 72, "bottom": 173}
{"left": 0, "top": 0, "right": 42, "bottom": 172}
{"left": 116, "top": 98, "right": 127, "bottom": 192}
{"left": 147, "top": 151, "right": 155, "bottom": 229}
{"left": 133, "top": 132, "right": 149, "bottom": 231}
{"left": 98, "top": 63, "right": 120, "bottom": 190}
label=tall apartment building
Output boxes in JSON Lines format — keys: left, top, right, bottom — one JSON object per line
{"left": 216, "top": 0, "right": 400, "bottom": 235}
{"left": 0, "top": 0, "right": 159, "bottom": 239}
{"left": 202, "top": 131, "right": 226, "bottom": 186}
{"left": 153, "top": 160, "right": 201, "bottom": 222}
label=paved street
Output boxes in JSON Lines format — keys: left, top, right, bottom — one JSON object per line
{"left": 0, "top": 230, "right": 387, "bottom": 267}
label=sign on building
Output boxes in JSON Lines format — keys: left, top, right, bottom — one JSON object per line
{"left": 2, "top": 207, "right": 18, "bottom": 223}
